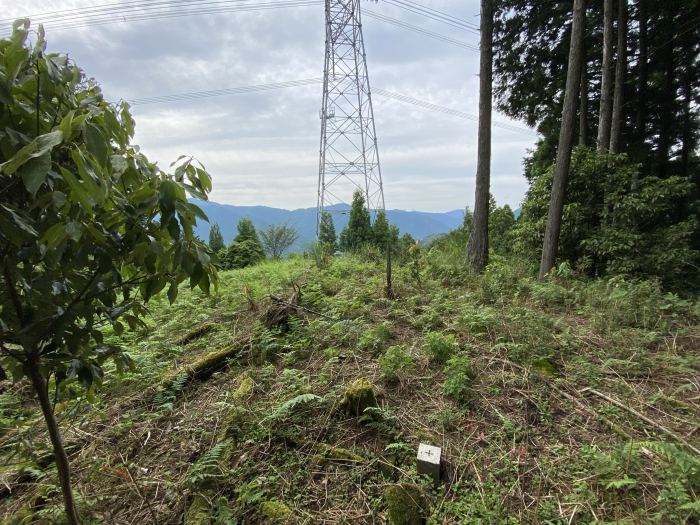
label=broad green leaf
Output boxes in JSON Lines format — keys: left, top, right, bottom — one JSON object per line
{"left": 120, "top": 102, "right": 135, "bottom": 138}
{"left": 70, "top": 149, "right": 104, "bottom": 204}
{"left": 59, "top": 110, "right": 75, "bottom": 141}
{"left": 42, "top": 222, "right": 67, "bottom": 250}
{"left": 59, "top": 167, "right": 94, "bottom": 209}
{"left": 0, "top": 204, "right": 37, "bottom": 237}
{"left": 44, "top": 54, "right": 63, "bottom": 82}
{"left": 84, "top": 123, "right": 109, "bottom": 167}
{"left": 167, "top": 281, "right": 179, "bottom": 304}
{"left": 0, "top": 71, "right": 11, "bottom": 104}
{"left": 110, "top": 154, "right": 128, "bottom": 176}
{"left": 19, "top": 151, "right": 51, "bottom": 196}
{"left": 65, "top": 221, "right": 83, "bottom": 242}
{"left": 4, "top": 45, "right": 29, "bottom": 83}
{"left": 1, "top": 130, "right": 63, "bottom": 175}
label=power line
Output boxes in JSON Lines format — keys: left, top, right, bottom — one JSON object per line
{"left": 364, "top": 11, "right": 478, "bottom": 51}
{"left": 2, "top": 0, "right": 479, "bottom": 46}
{"left": 1, "top": 1, "right": 320, "bottom": 34}
{"left": 130, "top": 77, "right": 322, "bottom": 104}
{"left": 383, "top": 0, "right": 479, "bottom": 34}
{"left": 373, "top": 88, "right": 534, "bottom": 134}
{"left": 0, "top": 0, "right": 299, "bottom": 25}
{"left": 127, "top": 77, "right": 534, "bottom": 135}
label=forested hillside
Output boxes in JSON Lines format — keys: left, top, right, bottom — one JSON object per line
{"left": 491, "top": 0, "right": 699, "bottom": 287}
{"left": 190, "top": 200, "right": 466, "bottom": 250}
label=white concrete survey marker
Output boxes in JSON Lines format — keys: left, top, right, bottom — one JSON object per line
{"left": 416, "top": 443, "right": 441, "bottom": 484}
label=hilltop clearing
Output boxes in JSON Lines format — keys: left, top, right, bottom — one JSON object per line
{"left": 2, "top": 253, "right": 699, "bottom": 524}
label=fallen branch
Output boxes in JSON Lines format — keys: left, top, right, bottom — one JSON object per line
{"left": 491, "top": 357, "right": 631, "bottom": 439}
{"left": 580, "top": 387, "right": 700, "bottom": 458}
{"left": 268, "top": 295, "right": 335, "bottom": 320}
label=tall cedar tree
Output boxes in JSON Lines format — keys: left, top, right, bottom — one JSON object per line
{"left": 609, "top": 0, "right": 628, "bottom": 153}
{"left": 539, "top": 0, "right": 586, "bottom": 279}
{"left": 597, "top": 0, "right": 614, "bottom": 150}
{"left": 234, "top": 217, "right": 260, "bottom": 244}
{"left": 373, "top": 209, "right": 391, "bottom": 249}
{"left": 579, "top": 36, "right": 588, "bottom": 146}
{"left": 467, "top": 0, "right": 494, "bottom": 273}
{"left": 318, "top": 211, "right": 337, "bottom": 250}
{"left": 208, "top": 223, "right": 225, "bottom": 253}
{"left": 343, "top": 190, "right": 373, "bottom": 250}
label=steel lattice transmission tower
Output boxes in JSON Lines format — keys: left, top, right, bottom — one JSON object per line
{"left": 317, "top": 0, "right": 385, "bottom": 233}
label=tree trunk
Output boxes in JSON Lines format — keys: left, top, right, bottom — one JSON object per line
{"left": 385, "top": 240, "right": 394, "bottom": 299}
{"left": 27, "top": 355, "right": 80, "bottom": 525}
{"left": 467, "top": 0, "right": 493, "bottom": 273}
{"left": 538, "top": 0, "right": 586, "bottom": 280}
{"left": 609, "top": 0, "right": 628, "bottom": 153}
{"left": 579, "top": 5, "right": 588, "bottom": 146}
{"left": 657, "top": 42, "right": 674, "bottom": 178}
{"left": 597, "top": 0, "right": 614, "bottom": 151}
{"left": 579, "top": 56, "right": 588, "bottom": 146}
{"left": 633, "top": 0, "right": 647, "bottom": 159}
{"left": 680, "top": 27, "right": 695, "bottom": 175}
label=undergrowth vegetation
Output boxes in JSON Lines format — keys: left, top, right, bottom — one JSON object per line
{"left": 1, "top": 241, "right": 699, "bottom": 523}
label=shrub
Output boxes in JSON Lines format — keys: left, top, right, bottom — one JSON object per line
{"left": 423, "top": 332, "right": 457, "bottom": 364}
{"left": 516, "top": 146, "right": 698, "bottom": 288}
{"left": 378, "top": 346, "right": 415, "bottom": 383}
{"left": 0, "top": 22, "right": 217, "bottom": 523}
{"left": 443, "top": 353, "right": 474, "bottom": 402}
{"left": 359, "top": 322, "right": 392, "bottom": 351}
{"left": 222, "top": 239, "right": 265, "bottom": 269}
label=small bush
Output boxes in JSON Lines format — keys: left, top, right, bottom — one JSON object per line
{"left": 222, "top": 239, "right": 265, "bottom": 270}
{"left": 443, "top": 353, "right": 474, "bottom": 402}
{"left": 359, "top": 322, "right": 392, "bottom": 351}
{"left": 379, "top": 345, "right": 415, "bottom": 383}
{"left": 423, "top": 332, "right": 457, "bottom": 364}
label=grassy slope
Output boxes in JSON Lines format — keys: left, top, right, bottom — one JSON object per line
{"left": 1, "top": 253, "right": 699, "bottom": 524}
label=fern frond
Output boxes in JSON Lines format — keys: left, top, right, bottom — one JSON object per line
{"left": 262, "top": 393, "right": 321, "bottom": 423}
{"left": 187, "top": 439, "right": 231, "bottom": 487}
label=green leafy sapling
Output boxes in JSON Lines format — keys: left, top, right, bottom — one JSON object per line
{"left": 0, "top": 21, "right": 217, "bottom": 524}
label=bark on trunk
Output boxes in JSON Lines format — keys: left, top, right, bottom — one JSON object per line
{"left": 680, "top": 28, "right": 695, "bottom": 174}
{"left": 28, "top": 356, "right": 80, "bottom": 525}
{"left": 579, "top": 4, "right": 588, "bottom": 146}
{"left": 657, "top": 42, "right": 674, "bottom": 178}
{"left": 609, "top": 0, "right": 628, "bottom": 153}
{"left": 467, "top": 0, "right": 493, "bottom": 273}
{"left": 579, "top": 57, "right": 588, "bottom": 146}
{"left": 597, "top": 0, "right": 614, "bottom": 151}
{"left": 633, "top": 0, "right": 647, "bottom": 158}
{"left": 539, "top": 0, "right": 586, "bottom": 280}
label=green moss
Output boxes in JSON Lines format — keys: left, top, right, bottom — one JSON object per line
{"left": 384, "top": 483, "right": 430, "bottom": 525}
{"left": 338, "top": 377, "right": 378, "bottom": 416}
{"left": 184, "top": 495, "right": 210, "bottom": 525}
{"left": 233, "top": 376, "right": 254, "bottom": 400}
{"left": 260, "top": 499, "right": 292, "bottom": 522}
{"left": 315, "top": 443, "right": 364, "bottom": 463}
{"left": 177, "top": 322, "right": 216, "bottom": 345}
{"left": 218, "top": 405, "right": 248, "bottom": 442}
{"left": 185, "top": 344, "right": 242, "bottom": 381}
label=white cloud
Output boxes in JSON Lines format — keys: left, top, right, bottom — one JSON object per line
{"left": 5, "top": 0, "right": 538, "bottom": 211}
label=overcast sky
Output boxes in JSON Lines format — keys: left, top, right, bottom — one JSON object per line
{"left": 5, "top": 0, "right": 539, "bottom": 212}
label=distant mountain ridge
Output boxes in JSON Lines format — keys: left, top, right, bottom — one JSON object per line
{"left": 191, "top": 200, "right": 466, "bottom": 250}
